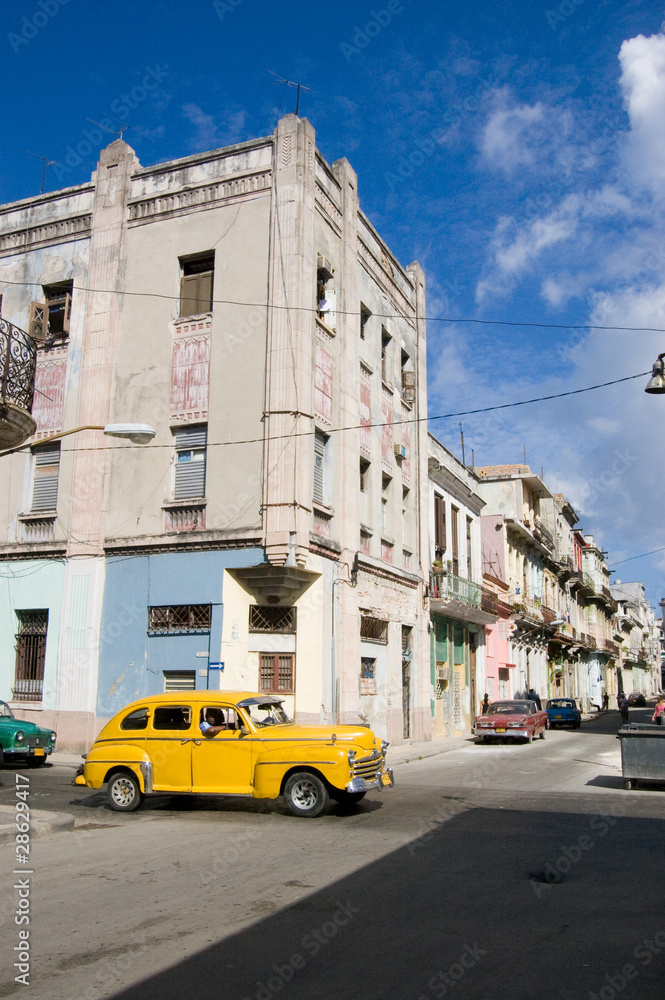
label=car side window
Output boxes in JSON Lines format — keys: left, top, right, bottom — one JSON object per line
{"left": 120, "top": 708, "right": 149, "bottom": 731}
{"left": 152, "top": 706, "right": 192, "bottom": 730}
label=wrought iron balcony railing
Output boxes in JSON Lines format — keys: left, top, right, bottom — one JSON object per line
{"left": 430, "top": 570, "right": 482, "bottom": 608}
{"left": 0, "top": 318, "right": 37, "bottom": 449}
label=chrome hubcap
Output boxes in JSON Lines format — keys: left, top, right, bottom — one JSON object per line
{"left": 292, "top": 779, "right": 318, "bottom": 809}
{"left": 111, "top": 778, "right": 135, "bottom": 806}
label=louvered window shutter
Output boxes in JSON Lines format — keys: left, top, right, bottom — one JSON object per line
{"left": 31, "top": 444, "right": 60, "bottom": 512}
{"left": 313, "top": 432, "right": 325, "bottom": 503}
{"left": 173, "top": 426, "right": 207, "bottom": 499}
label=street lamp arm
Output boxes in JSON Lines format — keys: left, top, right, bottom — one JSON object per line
{"left": 0, "top": 423, "right": 155, "bottom": 458}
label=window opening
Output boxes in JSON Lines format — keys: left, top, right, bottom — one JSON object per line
{"left": 173, "top": 425, "right": 207, "bottom": 499}
{"left": 179, "top": 252, "right": 214, "bottom": 317}
{"left": 249, "top": 606, "right": 296, "bottom": 633}
{"left": 30, "top": 443, "right": 60, "bottom": 513}
{"left": 259, "top": 653, "right": 294, "bottom": 693}
{"left": 13, "top": 610, "right": 48, "bottom": 702}
{"left": 29, "top": 281, "right": 73, "bottom": 344}
{"left": 148, "top": 604, "right": 212, "bottom": 633}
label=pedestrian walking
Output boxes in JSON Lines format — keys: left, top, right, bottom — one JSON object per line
{"left": 481, "top": 693, "right": 490, "bottom": 715}
{"left": 619, "top": 694, "right": 629, "bottom": 722}
{"left": 652, "top": 697, "right": 665, "bottom": 726}
{"left": 602, "top": 693, "right": 609, "bottom": 713}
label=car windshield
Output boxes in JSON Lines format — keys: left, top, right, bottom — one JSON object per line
{"left": 243, "top": 702, "right": 292, "bottom": 727}
{"left": 548, "top": 700, "right": 574, "bottom": 708}
{"left": 487, "top": 702, "right": 531, "bottom": 715}
{"left": 0, "top": 701, "right": 15, "bottom": 719}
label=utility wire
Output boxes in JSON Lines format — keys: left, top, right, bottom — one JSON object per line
{"left": 1, "top": 277, "right": 664, "bottom": 333}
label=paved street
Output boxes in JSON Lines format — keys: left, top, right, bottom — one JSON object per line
{"left": 2, "top": 710, "right": 665, "bottom": 1000}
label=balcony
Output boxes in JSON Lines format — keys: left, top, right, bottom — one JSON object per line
{"left": 533, "top": 516, "right": 554, "bottom": 551}
{"left": 430, "top": 571, "right": 497, "bottom": 625}
{"left": 0, "top": 319, "right": 37, "bottom": 449}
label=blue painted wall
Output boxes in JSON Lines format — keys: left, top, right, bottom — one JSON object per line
{"left": 97, "top": 548, "right": 263, "bottom": 716}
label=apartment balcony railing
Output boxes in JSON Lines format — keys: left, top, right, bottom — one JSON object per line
{"left": 583, "top": 573, "right": 595, "bottom": 592}
{"left": 533, "top": 516, "right": 554, "bottom": 550}
{"left": 0, "top": 318, "right": 37, "bottom": 449}
{"left": 430, "top": 571, "right": 482, "bottom": 608}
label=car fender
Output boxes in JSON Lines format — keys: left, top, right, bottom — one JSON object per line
{"left": 252, "top": 742, "right": 350, "bottom": 799}
{"left": 82, "top": 744, "right": 151, "bottom": 792}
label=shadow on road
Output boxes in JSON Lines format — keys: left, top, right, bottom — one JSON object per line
{"left": 98, "top": 803, "right": 665, "bottom": 1000}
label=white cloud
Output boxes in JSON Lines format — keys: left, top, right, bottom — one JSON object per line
{"left": 619, "top": 31, "right": 665, "bottom": 195}
{"left": 479, "top": 94, "right": 546, "bottom": 173}
{"left": 181, "top": 104, "right": 247, "bottom": 152}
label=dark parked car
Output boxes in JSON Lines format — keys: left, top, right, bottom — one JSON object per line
{"left": 546, "top": 698, "right": 581, "bottom": 729}
{"left": 0, "top": 700, "right": 56, "bottom": 766}
{"left": 627, "top": 692, "right": 646, "bottom": 707}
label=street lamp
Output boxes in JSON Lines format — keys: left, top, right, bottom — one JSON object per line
{"left": 0, "top": 422, "right": 156, "bottom": 458}
{"left": 645, "top": 354, "right": 665, "bottom": 394}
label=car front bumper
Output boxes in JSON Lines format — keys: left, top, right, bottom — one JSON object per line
{"left": 3, "top": 746, "right": 52, "bottom": 757}
{"left": 346, "top": 768, "right": 394, "bottom": 793}
{"left": 474, "top": 729, "right": 531, "bottom": 739}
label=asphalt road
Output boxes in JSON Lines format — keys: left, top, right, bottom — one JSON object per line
{"left": 2, "top": 709, "right": 665, "bottom": 1000}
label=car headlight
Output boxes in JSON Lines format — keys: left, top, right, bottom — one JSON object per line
{"left": 381, "top": 740, "right": 389, "bottom": 756}
{"left": 15, "top": 730, "right": 24, "bottom": 743}
{"left": 50, "top": 732, "right": 57, "bottom": 742}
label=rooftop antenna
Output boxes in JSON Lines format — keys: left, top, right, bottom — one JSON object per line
{"left": 25, "top": 151, "right": 55, "bottom": 194}
{"left": 267, "top": 70, "right": 310, "bottom": 115}
{"left": 457, "top": 422, "right": 466, "bottom": 466}
{"left": 86, "top": 117, "right": 156, "bottom": 143}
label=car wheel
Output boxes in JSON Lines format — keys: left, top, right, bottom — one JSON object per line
{"left": 573, "top": 721, "right": 581, "bottom": 729}
{"left": 106, "top": 771, "right": 144, "bottom": 812}
{"left": 624, "top": 779, "right": 636, "bottom": 791}
{"left": 284, "top": 772, "right": 329, "bottom": 818}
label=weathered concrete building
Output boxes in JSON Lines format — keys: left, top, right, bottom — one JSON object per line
{"left": 427, "top": 434, "right": 494, "bottom": 735}
{"left": 0, "top": 114, "right": 429, "bottom": 749}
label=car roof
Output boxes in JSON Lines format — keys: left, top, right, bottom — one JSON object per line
{"left": 113, "top": 691, "right": 282, "bottom": 712}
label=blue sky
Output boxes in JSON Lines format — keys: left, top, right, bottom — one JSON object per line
{"left": 4, "top": 0, "right": 665, "bottom": 609}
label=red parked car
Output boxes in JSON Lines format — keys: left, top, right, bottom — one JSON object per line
{"left": 474, "top": 700, "right": 549, "bottom": 744}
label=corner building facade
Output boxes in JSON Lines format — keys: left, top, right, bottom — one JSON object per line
{"left": 0, "top": 115, "right": 429, "bottom": 749}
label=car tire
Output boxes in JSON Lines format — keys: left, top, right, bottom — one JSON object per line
{"left": 624, "top": 778, "right": 636, "bottom": 791}
{"left": 573, "top": 722, "right": 581, "bottom": 729}
{"left": 284, "top": 772, "right": 329, "bottom": 818}
{"left": 106, "top": 771, "right": 144, "bottom": 812}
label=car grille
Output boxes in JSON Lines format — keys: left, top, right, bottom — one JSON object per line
{"left": 353, "top": 749, "right": 383, "bottom": 780}
{"left": 23, "top": 736, "right": 49, "bottom": 748}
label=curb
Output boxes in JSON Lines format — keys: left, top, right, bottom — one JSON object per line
{"left": 0, "top": 806, "right": 76, "bottom": 843}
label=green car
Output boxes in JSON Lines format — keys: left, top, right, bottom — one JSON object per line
{"left": 0, "top": 700, "right": 56, "bottom": 766}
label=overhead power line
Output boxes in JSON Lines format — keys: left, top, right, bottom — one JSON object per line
{"left": 1, "top": 277, "right": 664, "bottom": 334}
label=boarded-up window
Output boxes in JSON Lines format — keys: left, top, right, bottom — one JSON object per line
{"left": 179, "top": 253, "right": 214, "bottom": 317}
{"left": 32, "top": 360, "right": 67, "bottom": 432}
{"left": 173, "top": 425, "right": 207, "bottom": 499}
{"left": 14, "top": 610, "right": 48, "bottom": 702}
{"left": 31, "top": 443, "right": 60, "bottom": 512}
{"left": 314, "top": 342, "right": 333, "bottom": 421}
{"left": 259, "top": 653, "right": 294, "bottom": 693}
{"left": 170, "top": 337, "right": 210, "bottom": 416}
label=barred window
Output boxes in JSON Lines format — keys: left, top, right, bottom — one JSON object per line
{"left": 360, "top": 615, "right": 389, "bottom": 644}
{"left": 148, "top": 604, "right": 211, "bottom": 634}
{"left": 435, "top": 663, "right": 449, "bottom": 699}
{"left": 249, "top": 606, "right": 296, "bottom": 633}
{"left": 14, "top": 610, "right": 48, "bottom": 702}
{"left": 259, "top": 653, "right": 294, "bottom": 693}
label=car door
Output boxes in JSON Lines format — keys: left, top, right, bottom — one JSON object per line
{"left": 191, "top": 707, "right": 255, "bottom": 794}
{"left": 148, "top": 704, "right": 194, "bottom": 791}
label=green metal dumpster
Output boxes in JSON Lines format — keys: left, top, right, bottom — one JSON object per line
{"left": 617, "top": 723, "right": 665, "bottom": 790}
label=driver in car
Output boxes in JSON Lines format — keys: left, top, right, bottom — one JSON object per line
{"left": 200, "top": 708, "right": 227, "bottom": 738}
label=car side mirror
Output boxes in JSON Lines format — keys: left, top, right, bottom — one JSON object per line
{"left": 239, "top": 725, "right": 249, "bottom": 737}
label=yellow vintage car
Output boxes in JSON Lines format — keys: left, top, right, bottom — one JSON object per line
{"left": 75, "top": 691, "right": 393, "bottom": 817}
